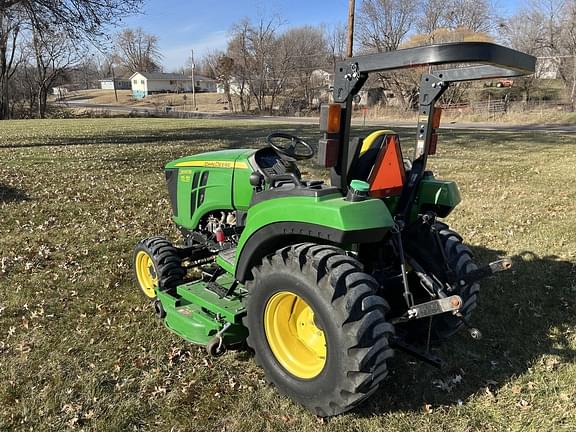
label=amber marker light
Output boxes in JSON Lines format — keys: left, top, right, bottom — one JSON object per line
{"left": 326, "top": 104, "right": 342, "bottom": 134}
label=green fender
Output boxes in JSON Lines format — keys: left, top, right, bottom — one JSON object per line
{"left": 233, "top": 193, "right": 394, "bottom": 282}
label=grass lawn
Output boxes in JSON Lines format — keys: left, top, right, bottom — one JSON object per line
{"left": 0, "top": 118, "right": 575, "bottom": 431}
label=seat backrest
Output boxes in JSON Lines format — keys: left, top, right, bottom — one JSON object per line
{"left": 349, "top": 130, "right": 395, "bottom": 182}
{"left": 349, "top": 130, "right": 405, "bottom": 197}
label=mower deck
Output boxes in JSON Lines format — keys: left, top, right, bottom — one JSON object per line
{"left": 157, "top": 273, "right": 247, "bottom": 348}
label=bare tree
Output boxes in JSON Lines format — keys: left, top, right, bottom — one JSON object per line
{"left": 325, "top": 22, "right": 346, "bottom": 66}
{"left": 73, "top": 55, "right": 101, "bottom": 90}
{"left": 0, "top": 9, "right": 21, "bottom": 118}
{"left": 278, "top": 26, "right": 329, "bottom": 109}
{"left": 188, "top": 54, "right": 216, "bottom": 79}
{"left": 29, "top": 29, "right": 82, "bottom": 117}
{"left": 357, "top": 0, "right": 419, "bottom": 53}
{"left": 416, "top": 0, "right": 495, "bottom": 43}
{"left": 356, "top": 0, "right": 420, "bottom": 109}
{"left": 206, "top": 50, "right": 235, "bottom": 111}
{"left": 444, "top": 0, "right": 494, "bottom": 33}
{"left": 2, "top": 0, "right": 143, "bottom": 38}
{"left": 505, "top": 0, "right": 576, "bottom": 110}
{"left": 246, "top": 17, "right": 281, "bottom": 112}
{"left": 557, "top": 1, "right": 576, "bottom": 110}
{"left": 418, "top": 0, "right": 447, "bottom": 38}
{"left": 115, "top": 28, "right": 162, "bottom": 73}
{"left": 499, "top": 9, "right": 544, "bottom": 102}
{"left": 0, "top": 0, "right": 142, "bottom": 119}
{"left": 227, "top": 20, "right": 253, "bottom": 112}
{"left": 226, "top": 17, "right": 283, "bottom": 113}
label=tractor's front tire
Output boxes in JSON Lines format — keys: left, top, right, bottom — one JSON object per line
{"left": 132, "top": 236, "right": 186, "bottom": 299}
{"left": 244, "top": 243, "right": 394, "bottom": 417}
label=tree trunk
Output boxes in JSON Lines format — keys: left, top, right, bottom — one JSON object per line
{"left": 0, "top": 72, "right": 8, "bottom": 119}
{"left": 571, "top": 58, "right": 576, "bottom": 112}
{"left": 28, "top": 89, "right": 35, "bottom": 116}
{"left": 0, "top": 24, "right": 9, "bottom": 119}
{"left": 223, "top": 81, "right": 234, "bottom": 112}
{"left": 38, "top": 85, "right": 47, "bottom": 118}
{"left": 269, "top": 92, "right": 275, "bottom": 113}
{"left": 238, "top": 82, "right": 246, "bottom": 112}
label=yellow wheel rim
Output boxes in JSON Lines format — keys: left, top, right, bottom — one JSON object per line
{"left": 135, "top": 251, "right": 158, "bottom": 298}
{"left": 264, "top": 291, "right": 327, "bottom": 379}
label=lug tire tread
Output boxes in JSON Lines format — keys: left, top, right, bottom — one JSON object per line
{"left": 436, "top": 227, "right": 480, "bottom": 338}
{"left": 244, "top": 242, "right": 394, "bottom": 417}
{"left": 133, "top": 236, "right": 186, "bottom": 296}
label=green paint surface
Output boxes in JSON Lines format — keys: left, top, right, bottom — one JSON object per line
{"left": 167, "top": 149, "right": 257, "bottom": 229}
{"left": 236, "top": 193, "right": 395, "bottom": 263}
{"left": 158, "top": 273, "right": 248, "bottom": 346}
{"left": 416, "top": 176, "right": 461, "bottom": 211}
{"left": 166, "top": 149, "right": 255, "bottom": 167}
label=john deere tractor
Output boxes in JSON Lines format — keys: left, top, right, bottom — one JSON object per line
{"left": 133, "top": 42, "right": 535, "bottom": 416}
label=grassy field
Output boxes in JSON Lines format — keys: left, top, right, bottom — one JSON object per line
{"left": 0, "top": 118, "right": 575, "bottom": 431}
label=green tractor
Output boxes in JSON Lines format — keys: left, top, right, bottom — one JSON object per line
{"left": 133, "top": 42, "right": 535, "bottom": 416}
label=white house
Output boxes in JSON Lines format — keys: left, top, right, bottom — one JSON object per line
{"left": 536, "top": 58, "right": 559, "bottom": 80}
{"left": 216, "top": 78, "right": 251, "bottom": 96}
{"left": 310, "top": 69, "right": 333, "bottom": 87}
{"left": 309, "top": 69, "right": 334, "bottom": 107}
{"left": 130, "top": 72, "right": 217, "bottom": 98}
{"left": 99, "top": 78, "right": 131, "bottom": 90}
{"left": 52, "top": 84, "right": 81, "bottom": 99}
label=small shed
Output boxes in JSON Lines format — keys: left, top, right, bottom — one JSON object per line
{"left": 130, "top": 72, "right": 217, "bottom": 98}
{"left": 99, "top": 78, "right": 132, "bottom": 90}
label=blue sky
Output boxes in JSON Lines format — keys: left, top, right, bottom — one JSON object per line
{"left": 121, "top": 0, "right": 521, "bottom": 71}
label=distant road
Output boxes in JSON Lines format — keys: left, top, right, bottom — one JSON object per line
{"left": 57, "top": 100, "right": 576, "bottom": 135}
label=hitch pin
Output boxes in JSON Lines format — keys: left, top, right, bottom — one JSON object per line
{"left": 455, "top": 312, "right": 482, "bottom": 340}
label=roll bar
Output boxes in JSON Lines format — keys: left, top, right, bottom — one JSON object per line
{"left": 325, "top": 42, "right": 536, "bottom": 221}
{"left": 333, "top": 42, "right": 536, "bottom": 103}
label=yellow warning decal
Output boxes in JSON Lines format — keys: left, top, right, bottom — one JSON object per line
{"left": 174, "top": 160, "right": 249, "bottom": 169}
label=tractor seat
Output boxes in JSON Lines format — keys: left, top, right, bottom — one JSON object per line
{"left": 349, "top": 130, "right": 396, "bottom": 181}
{"left": 348, "top": 130, "right": 406, "bottom": 197}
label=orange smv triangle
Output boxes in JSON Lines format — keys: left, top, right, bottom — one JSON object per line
{"left": 368, "top": 135, "right": 405, "bottom": 198}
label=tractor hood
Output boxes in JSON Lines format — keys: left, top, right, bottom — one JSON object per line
{"left": 165, "top": 149, "right": 256, "bottom": 170}
{"left": 164, "top": 149, "right": 258, "bottom": 231}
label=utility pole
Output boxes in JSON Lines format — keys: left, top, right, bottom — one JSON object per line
{"left": 347, "top": 0, "right": 355, "bottom": 58}
{"left": 191, "top": 49, "right": 197, "bottom": 110}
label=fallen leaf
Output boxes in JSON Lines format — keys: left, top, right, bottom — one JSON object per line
{"left": 517, "top": 399, "right": 530, "bottom": 410}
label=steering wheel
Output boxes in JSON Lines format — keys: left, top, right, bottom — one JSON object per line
{"left": 266, "top": 132, "right": 314, "bottom": 161}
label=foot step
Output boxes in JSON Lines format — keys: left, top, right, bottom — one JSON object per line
{"left": 206, "top": 281, "right": 230, "bottom": 297}
{"left": 218, "top": 247, "right": 236, "bottom": 265}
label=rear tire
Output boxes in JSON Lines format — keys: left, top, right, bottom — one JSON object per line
{"left": 432, "top": 225, "right": 480, "bottom": 339}
{"left": 244, "top": 243, "right": 394, "bottom": 417}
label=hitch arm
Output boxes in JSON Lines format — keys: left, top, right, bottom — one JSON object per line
{"left": 458, "top": 258, "right": 513, "bottom": 286}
